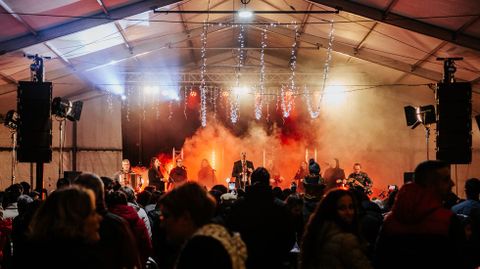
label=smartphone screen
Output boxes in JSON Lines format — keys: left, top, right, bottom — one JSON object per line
{"left": 228, "top": 182, "right": 236, "bottom": 190}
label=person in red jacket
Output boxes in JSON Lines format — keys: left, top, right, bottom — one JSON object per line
{"left": 374, "top": 160, "right": 466, "bottom": 269}
{"left": 107, "top": 191, "right": 152, "bottom": 268}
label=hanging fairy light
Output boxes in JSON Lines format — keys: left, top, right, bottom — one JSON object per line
{"left": 306, "top": 21, "right": 335, "bottom": 119}
{"left": 255, "top": 27, "right": 267, "bottom": 120}
{"left": 280, "top": 84, "right": 294, "bottom": 118}
{"left": 183, "top": 86, "right": 188, "bottom": 119}
{"left": 230, "top": 89, "right": 240, "bottom": 124}
{"left": 168, "top": 100, "right": 173, "bottom": 121}
{"left": 230, "top": 24, "right": 246, "bottom": 124}
{"left": 200, "top": 22, "right": 208, "bottom": 127}
{"left": 238, "top": 24, "right": 246, "bottom": 68}
{"left": 281, "top": 23, "right": 299, "bottom": 118}
{"left": 213, "top": 86, "right": 217, "bottom": 120}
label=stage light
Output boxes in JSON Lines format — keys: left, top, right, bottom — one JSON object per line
{"left": 3, "top": 110, "right": 19, "bottom": 130}
{"left": 222, "top": 91, "right": 229, "bottom": 97}
{"left": 238, "top": 9, "right": 253, "bottom": 18}
{"left": 161, "top": 90, "right": 169, "bottom": 96}
{"left": 404, "top": 105, "right": 435, "bottom": 129}
{"left": 324, "top": 85, "right": 346, "bottom": 106}
{"left": 144, "top": 86, "right": 160, "bottom": 95}
{"left": 121, "top": 95, "right": 127, "bottom": 101}
{"left": 52, "top": 97, "right": 83, "bottom": 121}
{"left": 233, "top": 86, "right": 249, "bottom": 96}
{"left": 190, "top": 91, "right": 197, "bottom": 97}
{"left": 111, "top": 85, "right": 124, "bottom": 95}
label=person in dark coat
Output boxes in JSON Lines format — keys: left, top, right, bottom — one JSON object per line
{"left": 159, "top": 182, "right": 247, "bottom": 269}
{"left": 197, "top": 159, "right": 216, "bottom": 189}
{"left": 24, "top": 186, "right": 103, "bottom": 269}
{"left": 75, "top": 173, "right": 142, "bottom": 269}
{"left": 148, "top": 157, "right": 165, "bottom": 192}
{"left": 227, "top": 167, "right": 295, "bottom": 269}
{"left": 107, "top": 191, "right": 152, "bottom": 267}
{"left": 299, "top": 188, "right": 373, "bottom": 269}
{"left": 169, "top": 158, "right": 188, "bottom": 189}
{"left": 231, "top": 152, "right": 254, "bottom": 189}
{"left": 374, "top": 160, "right": 467, "bottom": 269}
{"left": 323, "top": 158, "right": 346, "bottom": 191}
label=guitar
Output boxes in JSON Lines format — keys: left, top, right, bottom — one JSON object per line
{"left": 346, "top": 177, "right": 373, "bottom": 195}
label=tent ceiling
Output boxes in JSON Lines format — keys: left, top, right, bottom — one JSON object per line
{"left": 0, "top": 0, "right": 479, "bottom": 109}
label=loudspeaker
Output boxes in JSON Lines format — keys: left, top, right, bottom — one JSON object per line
{"left": 436, "top": 82, "right": 472, "bottom": 164}
{"left": 17, "top": 81, "right": 52, "bottom": 163}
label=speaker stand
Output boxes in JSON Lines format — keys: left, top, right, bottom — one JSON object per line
{"left": 58, "top": 119, "right": 66, "bottom": 179}
{"left": 10, "top": 131, "right": 17, "bottom": 185}
{"left": 424, "top": 124, "right": 431, "bottom": 160}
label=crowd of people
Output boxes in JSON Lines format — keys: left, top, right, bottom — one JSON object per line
{"left": 0, "top": 159, "right": 478, "bottom": 269}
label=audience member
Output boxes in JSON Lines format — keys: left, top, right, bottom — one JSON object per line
{"left": 24, "top": 186, "right": 102, "bottom": 268}
{"left": 75, "top": 173, "right": 141, "bottom": 269}
{"left": 159, "top": 182, "right": 247, "bottom": 269}
{"left": 227, "top": 167, "right": 295, "bottom": 269}
{"left": 374, "top": 160, "right": 466, "bottom": 269}
{"left": 299, "top": 188, "right": 372, "bottom": 269}
{"left": 452, "top": 178, "right": 480, "bottom": 216}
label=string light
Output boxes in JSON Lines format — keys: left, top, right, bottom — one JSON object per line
{"left": 167, "top": 100, "right": 173, "bottom": 120}
{"left": 281, "top": 23, "right": 299, "bottom": 118}
{"left": 306, "top": 21, "right": 335, "bottom": 119}
{"left": 255, "top": 27, "right": 267, "bottom": 120}
{"left": 184, "top": 86, "right": 188, "bottom": 119}
{"left": 200, "top": 21, "right": 208, "bottom": 127}
{"left": 231, "top": 24, "right": 246, "bottom": 124}
{"left": 230, "top": 89, "right": 240, "bottom": 124}
{"left": 106, "top": 91, "right": 113, "bottom": 112}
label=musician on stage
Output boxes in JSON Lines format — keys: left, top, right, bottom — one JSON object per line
{"left": 293, "top": 161, "right": 309, "bottom": 193}
{"left": 197, "top": 159, "right": 216, "bottom": 189}
{"left": 148, "top": 157, "right": 165, "bottom": 191}
{"left": 231, "top": 152, "right": 254, "bottom": 189}
{"left": 113, "top": 159, "right": 139, "bottom": 189}
{"left": 169, "top": 158, "right": 188, "bottom": 188}
{"left": 347, "top": 163, "right": 373, "bottom": 195}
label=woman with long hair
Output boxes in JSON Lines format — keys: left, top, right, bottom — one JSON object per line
{"left": 197, "top": 158, "right": 216, "bottom": 189}
{"left": 148, "top": 157, "right": 165, "bottom": 191}
{"left": 26, "top": 186, "right": 103, "bottom": 268}
{"left": 299, "top": 188, "right": 372, "bottom": 269}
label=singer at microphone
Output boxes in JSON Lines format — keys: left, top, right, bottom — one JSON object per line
{"left": 197, "top": 159, "right": 216, "bottom": 189}
{"left": 169, "top": 158, "right": 188, "bottom": 189}
{"left": 148, "top": 157, "right": 165, "bottom": 191}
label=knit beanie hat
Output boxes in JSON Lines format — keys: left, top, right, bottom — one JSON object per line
{"left": 308, "top": 159, "right": 320, "bottom": 176}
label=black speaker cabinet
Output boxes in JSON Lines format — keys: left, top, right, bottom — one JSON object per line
{"left": 17, "top": 81, "right": 52, "bottom": 163}
{"left": 436, "top": 82, "right": 472, "bottom": 164}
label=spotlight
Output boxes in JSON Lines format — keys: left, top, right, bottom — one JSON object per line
{"left": 404, "top": 105, "right": 435, "bottom": 129}
{"left": 233, "top": 86, "right": 249, "bottom": 96}
{"left": 52, "top": 97, "right": 83, "bottom": 121}
{"left": 190, "top": 91, "right": 197, "bottom": 97}
{"left": 144, "top": 86, "right": 159, "bottom": 95}
{"left": 3, "top": 110, "right": 19, "bottom": 130}
{"left": 121, "top": 95, "right": 127, "bottom": 101}
{"left": 238, "top": 9, "right": 253, "bottom": 18}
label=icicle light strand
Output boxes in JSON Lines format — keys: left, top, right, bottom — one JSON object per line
{"left": 255, "top": 28, "right": 267, "bottom": 120}
{"left": 306, "top": 21, "right": 335, "bottom": 119}
{"left": 200, "top": 22, "right": 208, "bottom": 127}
